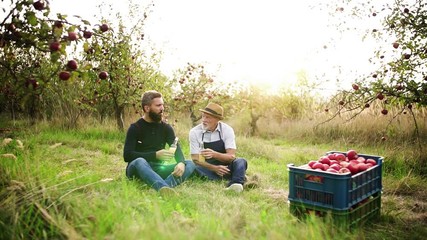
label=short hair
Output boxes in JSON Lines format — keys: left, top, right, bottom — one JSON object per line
{"left": 141, "top": 90, "right": 162, "bottom": 112}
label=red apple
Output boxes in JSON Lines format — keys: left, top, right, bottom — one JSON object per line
{"left": 377, "top": 93, "right": 385, "bottom": 100}
{"left": 392, "top": 42, "right": 399, "bottom": 49}
{"left": 340, "top": 161, "right": 350, "bottom": 168}
{"left": 366, "top": 159, "right": 376, "bottom": 165}
{"left": 356, "top": 157, "right": 366, "bottom": 163}
{"left": 358, "top": 163, "right": 369, "bottom": 172}
{"left": 33, "top": 0, "right": 45, "bottom": 11}
{"left": 100, "top": 23, "right": 109, "bottom": 32}
{"left": 403, "top": 53, "right": 411, "bottom": 59}
{"left": 338, "top": 168, "right": 351, "bottom": 174}
{"left": 99, "top": 71, "right": 108, "bottom": 80}
{"left": 347, "top": 162, "right": 360, "bottom": 174}
{"left": 329, "top": 163, "right": 341, "bottom": 171}
{"left": 308, "top": 161, "right": 317, "bottom": 169}
{"left": 312, "top": 162, "right": 325, "bottom": 171}
{"left": 7, "top": 23, "right": 16, "bottom": 32}
{"left": 54, "top": 21, "right": 63, "bottom": 28}
{"left": 329, "top": 160, "right": 338, "bottom": 165}
{"left": 59, "top": 71, "right": 71, "bottom": 81}
{"left": 346, "top": 149, "right": 358, "bottom": 160}
{"left": 68, "top": 32, "right": 78, "bottom": 41}
{"left": 335, "top": 153, "right": 346, "bottom": 162}
{"left": 83, "top": 31, "right": 92, "bottom": 39}
{"left": 326, "top": 168, "right": 338, "bottom": 173}
{"left": 352, "top": 84, "right": 359, "bottom": 91}
{"left": 319, "top": 156, "right": 330, "bottom": 165}
{"left": 327, "top": 153, "right": 336, "bottom": 160}
{"left": 67, "top": 60, "right": 78, "bottom": 70}
{"left": 49, "top": 41, "right": 61, "bottom": 52}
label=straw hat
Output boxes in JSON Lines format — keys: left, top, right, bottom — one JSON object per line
{"left": 199, "top": 103, "right": 224, "bottom": 120}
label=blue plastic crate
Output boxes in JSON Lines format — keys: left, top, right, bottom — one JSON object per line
{"left": 289, "top": 192, "right": 382, "bottom": 230}
{"left": 287, "top": 151, "right": 383, "bottom": 210}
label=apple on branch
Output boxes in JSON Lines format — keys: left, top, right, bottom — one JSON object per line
{"left": 99, "top": 71, "right": 109, "bottom": 80}
{"left": 59, "top": 71, "right": 71, "bottom": 81}
{"left": 67, "top": 60, "right": 78, "bottom": 71}
{"left": 33, "top": 0, "right": 45, "bottom": 11}
{"left": 49, "top": 41, "right": 61, "bottom": 52}
{"left": 68, "top": 32, "right": 78, "bottom": 41}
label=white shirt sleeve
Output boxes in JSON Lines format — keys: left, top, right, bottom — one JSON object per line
{"left": 222, "top": 123, "right": 237, "bottom": 150}
{"left": 189, "top": 126, "right": 202, "bottom": 154}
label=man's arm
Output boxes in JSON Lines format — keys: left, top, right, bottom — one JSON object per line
{"left": 200, "top": 148, "right": 236, "bottom": 164}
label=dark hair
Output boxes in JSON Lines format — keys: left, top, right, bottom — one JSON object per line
{"left": 141, "top": 90, "right": 162, "bottom": 112}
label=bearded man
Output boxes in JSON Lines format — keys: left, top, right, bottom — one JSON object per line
{"left": 123, "top": 90, "right": 195, "bottom": 196}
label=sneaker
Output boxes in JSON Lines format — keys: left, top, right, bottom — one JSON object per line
{"left": 225, "top": 183, "right": 243, "bottom": 193}
{"left": 159, "top": 187, "right": 178, "bottom": 198}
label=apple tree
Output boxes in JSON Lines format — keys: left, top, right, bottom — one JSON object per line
{"left": 76, "top": 2, "right": 168, "bottom": 131}
{"left": 0, "top": 0, "right": 107, "bottom": 123}
{"left": 318, "top": 0, "right": 427, "bottom": 133}
{"left": 315, "top": 0, "right": 427, "bottom": 173}
{"left": 167, "top": 63, "right": 236, "bottom": 126}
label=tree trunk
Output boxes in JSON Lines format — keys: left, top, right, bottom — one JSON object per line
{"left": 115, "top": 104, "right": 124, "bottom": 131}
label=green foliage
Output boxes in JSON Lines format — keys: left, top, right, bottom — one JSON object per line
{"left": 167, "top": 63, "right": 237, "bottom": 126}
{"left": 0, "top": 0, "right": 166, "bottom": 130}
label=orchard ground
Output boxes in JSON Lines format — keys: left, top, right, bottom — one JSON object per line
{"left": 1, "top": 110, "right": 427, "bottom": 240}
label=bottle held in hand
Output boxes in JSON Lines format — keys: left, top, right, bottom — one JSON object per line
{"left": 163, "top": 137, "right": 178, "bottom": 164}
{"left": 169, "top": 137, "right": 178, "bottom": 154}
{"left": 198, "top": 142, "right": 205, "bottom": 162}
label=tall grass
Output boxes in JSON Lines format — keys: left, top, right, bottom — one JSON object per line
{"left": 1, "top": 111, "right": 427, "bottom": 239}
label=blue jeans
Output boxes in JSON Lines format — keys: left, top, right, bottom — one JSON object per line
{"left": 126, "top": 158, "right": 196, "bottom": 191}
{"left": 195, "top": 158, "right": 247, "bottom": 187}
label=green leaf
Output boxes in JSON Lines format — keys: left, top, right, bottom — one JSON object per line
{"left": 83, "top": 64, "right": 93, "bottom": 71}
{"left": 26, "top": 12, "right": 38, "bottom": 26}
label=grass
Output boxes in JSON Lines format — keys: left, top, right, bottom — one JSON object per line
{"left": 1, "top": 115, "right": 427, "bottom": 240}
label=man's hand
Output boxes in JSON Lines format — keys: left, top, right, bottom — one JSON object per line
{"left": 156, "top": 149, "right": 174, "bottom": 161}
{"left": 200, "top": 148, "right": 216, "bottom": 159}
{"left": 172, "top": 162, "right": 185, "bottom": 177}
{"left": 214, "top": 165, "right": 230, "bottom": 177}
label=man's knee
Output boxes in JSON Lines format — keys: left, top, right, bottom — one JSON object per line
{"left": 184, "top": 160, "right": 196, "bottom": 172}
{"left": 233, "top": 158, "right": 248, "bottom": 168}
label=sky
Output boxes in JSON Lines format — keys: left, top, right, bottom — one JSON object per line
{"left": 12, "top": 0, "right": 383, "bottom": 95}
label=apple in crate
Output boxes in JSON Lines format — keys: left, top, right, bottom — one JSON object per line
{"left": 347, "top": 149, "right": 358, "bottom": 160}
{"left": 319, "top": 156, "right": 330, "bottom": 165}
{"left": 366, "top": 159, "right": 377, "bottom": 165}
{"left": 312, "top": 162, "right": 326, "bottom": 171}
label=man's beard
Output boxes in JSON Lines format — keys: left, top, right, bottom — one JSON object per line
{"left": 149, "top": 110, "right": 162, "bottom": 122}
